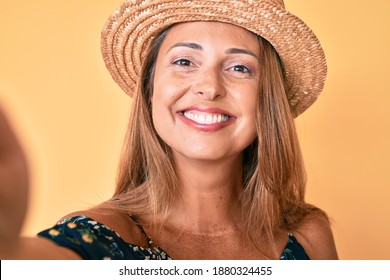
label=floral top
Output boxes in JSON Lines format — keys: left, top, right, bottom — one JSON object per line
{"left": 38, "top": 215, "right": 309, "bottom": 260}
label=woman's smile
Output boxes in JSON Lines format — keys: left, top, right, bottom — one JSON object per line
{"left": 177, "top": 105, "right": 236, "bottom": 132}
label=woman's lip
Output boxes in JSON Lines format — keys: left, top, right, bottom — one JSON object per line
{"left": 177, "top": 105, "right": 236, "bottom": 132}
{"left": 177, "top": 105, "right": 236, "bottom": 117}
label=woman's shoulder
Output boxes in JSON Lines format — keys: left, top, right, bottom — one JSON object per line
{"left": 60, "top": 207, "right": 147, "bottom": 247}
{"left": 38, "top": 208, "right": 169, "bottom": 259}
{"left": 291, "top": 213, "right": 338, "bottom": 260}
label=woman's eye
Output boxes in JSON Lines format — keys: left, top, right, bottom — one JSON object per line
{"left": 232, "top": 65, "right": 251, "bottom": 74}
{"left": 173, "top": 59, "right": 192, "bottom": 67}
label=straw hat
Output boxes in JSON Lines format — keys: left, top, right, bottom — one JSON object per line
{"left": 101, "top": 0, "right": 327, "bottom": 117}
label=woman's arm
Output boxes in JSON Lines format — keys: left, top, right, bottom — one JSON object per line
{"left": 0, "top": 105, "right": 29, "bottom": 257}
{"left": 0, "top": 105, "right": 80, "bottom": 259}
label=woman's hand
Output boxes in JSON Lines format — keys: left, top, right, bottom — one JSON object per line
{"left": 0, "top": 105, "right": 29, "bottom": 257}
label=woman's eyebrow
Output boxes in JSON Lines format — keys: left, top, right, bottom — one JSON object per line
{"left": 168, "top": 42, "right": 203, "bottom": 53}
{"left": 167, "top": 43, "right": 259, "bottom": 60}
{"left": 225, "top": 48, "right": 259, "bottom": 60}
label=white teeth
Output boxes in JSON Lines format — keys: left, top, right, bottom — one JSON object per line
{"left": 183, "top": 111, "right": 230, "bottom": 125}
{"left": 205, "top": 115, "right": 212, "bottom": 124}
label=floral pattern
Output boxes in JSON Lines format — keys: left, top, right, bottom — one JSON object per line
{"left": 38, "top": 216, "right": 309, "bottom": 260}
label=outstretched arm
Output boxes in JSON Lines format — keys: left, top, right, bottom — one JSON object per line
{"left": 0, "top": 105, "right": 79, "bottom": 259}
{"left": 0, "top": 105, "right": 29, "bottom": 257}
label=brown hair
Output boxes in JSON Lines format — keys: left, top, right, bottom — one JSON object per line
{"left": 240, "top": 37, "right": 328, "bottom": 245}
{"left": 105, "top": 26, "right": 328, "bottom": 253}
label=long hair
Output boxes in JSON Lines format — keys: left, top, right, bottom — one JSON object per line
{"left": 104, "top": 26, "right": 328, "bottom": 251}
{"left": 240, "top": 38, "right": 328, "bottom": 248}
{"left": 109, "top": 28, "right": 178, "bottom": 220}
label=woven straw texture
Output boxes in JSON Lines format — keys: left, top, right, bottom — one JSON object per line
{"left": 101, "top": 0, "right": 327, "bottom": 117}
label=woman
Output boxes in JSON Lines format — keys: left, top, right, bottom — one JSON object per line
{"left": 0, "top": 0, "right": 338, "bottom": 259}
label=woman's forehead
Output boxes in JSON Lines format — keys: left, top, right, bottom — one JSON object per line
{"left": 160, "top": 21, "right": 260, "bottom": 52}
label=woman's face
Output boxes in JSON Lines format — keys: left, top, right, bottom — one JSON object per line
{"left": 152, "top": 21, "right": 260, "bottom": 163}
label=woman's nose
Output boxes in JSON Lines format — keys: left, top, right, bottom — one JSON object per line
{"left": 191, "top": 67, "right": 226, "bottom": 100}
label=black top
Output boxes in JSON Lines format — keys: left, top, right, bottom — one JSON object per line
{"left": 38, "top": 215, "right": 310, "bottom": 260}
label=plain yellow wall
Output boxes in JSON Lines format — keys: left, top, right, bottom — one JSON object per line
{"left": 1, "top": 0, "right": 389, "bottom": 259}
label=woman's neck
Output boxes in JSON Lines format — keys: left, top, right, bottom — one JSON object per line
{"left": 169, "top": 153, "right": 244, "bottom": 232}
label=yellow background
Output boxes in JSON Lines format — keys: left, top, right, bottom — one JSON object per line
{"left": 1, "top": 0, "right": 389, "bottom": 259}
